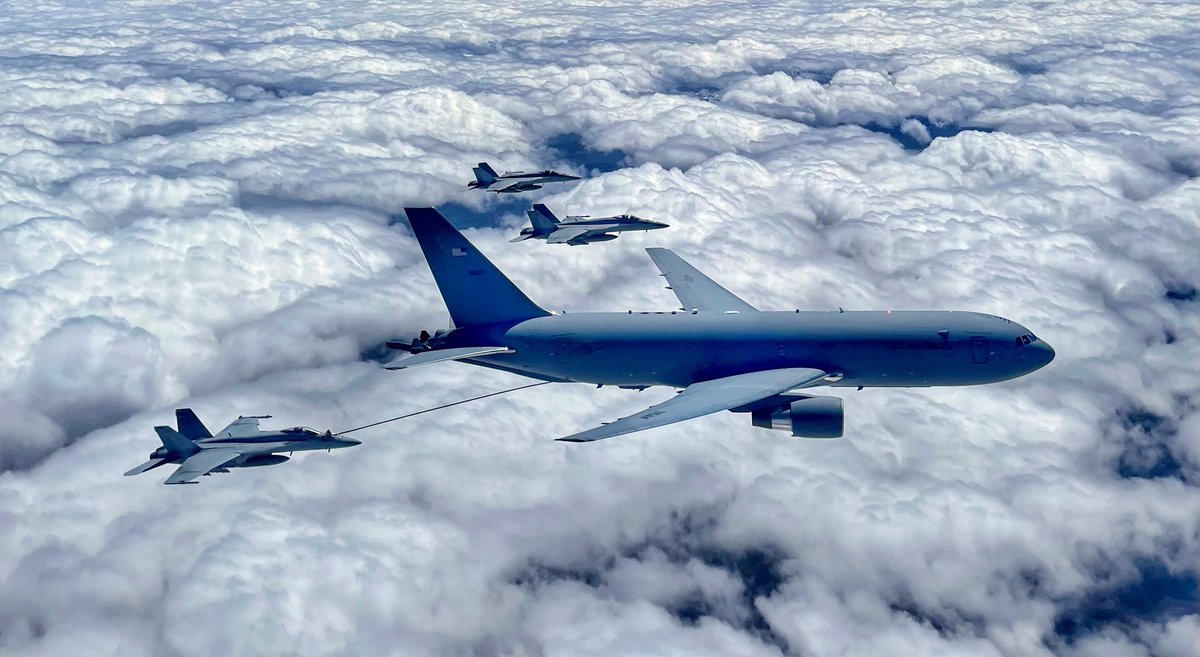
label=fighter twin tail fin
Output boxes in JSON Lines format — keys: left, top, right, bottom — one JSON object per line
{"left": 471, "top": 162, "right": 499, "bottom": 186}
{"left": 155, "top": 426, "right": 200, "bottom": 456}
{"left": 527, "top": 204, "right": 561, "bottom": 231}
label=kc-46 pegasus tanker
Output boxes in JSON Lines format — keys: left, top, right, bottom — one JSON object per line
{"left": 386, "top": 209, "right": 1054, "bottom": 442}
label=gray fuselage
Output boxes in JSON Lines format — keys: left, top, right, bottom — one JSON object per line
{"left": 465, "top": 310, "right": 1054, "bottom": 388}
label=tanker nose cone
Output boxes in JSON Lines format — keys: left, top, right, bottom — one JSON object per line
{"left": 1028, "top": 340, "right": 1055, "bottom": 370}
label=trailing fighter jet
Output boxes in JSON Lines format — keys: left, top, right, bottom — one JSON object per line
{"left": 509, "top": 204, "right": 668, "bottom": 245}
{"left": 387, "top": 208, "right": 1055, "bottom": 442}
{"left": 467, "top": 162, "right": 580, "bottom": 193}
{"left": 124, "top": 409, "right": 360, "bottom": 484}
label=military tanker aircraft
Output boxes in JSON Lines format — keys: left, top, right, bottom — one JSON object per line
{"left": 386, "top": 208, "right": 1054, "bottom": 442}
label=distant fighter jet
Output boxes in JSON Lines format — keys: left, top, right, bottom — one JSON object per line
{"left": 387, "top": 208, "right": 1055, "bottom": 443}
{"left": 509, "top": 204, "right": 669, "bottom": 245}
{"left": 467, "top": 162, "right": 580, "bottom": 193}
{"left": 124, "top": 409, "right": 360, "bottom": 484}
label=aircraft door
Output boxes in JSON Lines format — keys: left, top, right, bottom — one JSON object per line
{"left": 970, "top": 336, "right": 989, "bottom": 364}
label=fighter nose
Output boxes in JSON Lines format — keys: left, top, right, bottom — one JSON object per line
{"left": 342, "top": 437, "right": 362, "bottom": 446}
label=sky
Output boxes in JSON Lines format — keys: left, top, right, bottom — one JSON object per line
{"left": 0, "top": 0, "right": 1197, "bottom": 655}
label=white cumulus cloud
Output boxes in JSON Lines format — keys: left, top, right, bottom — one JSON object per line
{"left": 0, "top": 0, "right": 1196, "bottom": 655}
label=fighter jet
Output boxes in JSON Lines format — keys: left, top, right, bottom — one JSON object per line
{"left": 509, "top": 204, "right": 669, "bottom": 245}
{"left": 387, "top": 208, "right": 1055, "bottom": 442}
{"left": 467, "top": 162, "right": 580, "bottom": 193}
{"left": 124, "top": 409, "right": 360, "bottom": 484}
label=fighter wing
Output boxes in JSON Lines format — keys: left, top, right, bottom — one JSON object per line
{"left": 558, "top": 368, "right": 828, "bottom": 443}
{"left": 384, "top": 346, "right": 514, "bottom": 370}
{"left": 645, "top": 248, "right": 757, "bottom": 313}
{"left": 213, "top": 417, "right": 260, "bottom": 438}
{"left": 163, "top": 448, "right": 242, "bottom": 484}
{"left": 491, "top": 179, "right": 534, "bottom": 193}
{"left": 546, "top": 225, "right": 595, "bottom": 244}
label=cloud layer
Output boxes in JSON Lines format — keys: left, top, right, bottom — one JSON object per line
{"left": 0, "top": 0, "right": 1197, "bottom": 655}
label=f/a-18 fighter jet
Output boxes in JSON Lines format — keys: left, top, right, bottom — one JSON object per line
{"left": 124, "top": 409, "right": 360, "bottom": 484}
{"left": 467, "top": 162, "right": 580, "bottom": 193}
{"left": 509, "top": 204, "right": 668, "bottom": 245}
{"left": 386, "top": 208, "right": 1055, "bottom": 443}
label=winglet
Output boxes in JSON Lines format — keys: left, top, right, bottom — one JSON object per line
{"left": 645, "top": 248, "right": 757, "bottom": 313}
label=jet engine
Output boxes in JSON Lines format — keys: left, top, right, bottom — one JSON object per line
{"left": 751, "top": 396, "right": 843, "bottom": 438}
{"left": 240, "top": 454, "right": 291, "bottom": 467}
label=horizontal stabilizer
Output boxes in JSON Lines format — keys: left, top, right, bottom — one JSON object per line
{"left": 384, "top": 346, "right": 513, "bottom": 370}
{"left": 124, "top": 458, "right": 168, "bottom": 476}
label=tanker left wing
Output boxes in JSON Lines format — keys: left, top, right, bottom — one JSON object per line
{"left": 557, "top": 368, "right": 828, "bottom": 443}
{"left": 384, "top": 346, "right": 514, "bottom": 370}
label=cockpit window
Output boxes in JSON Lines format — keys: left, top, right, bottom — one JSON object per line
{"left": 1015, "top": 334, "right": 1038, "bottom": 347}
{"left": 282, "top": 426, "right": 320, "bottom": 435}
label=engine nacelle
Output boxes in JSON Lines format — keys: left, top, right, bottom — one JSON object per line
{"left": 751, "top": 396, "right": 843, "bottom": 438}
{"left": 238, "top": 454, "right": 290, "bottom": 468}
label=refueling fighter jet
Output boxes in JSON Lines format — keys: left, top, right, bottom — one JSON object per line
{"left": 124, "top": 409, "right": 360, "bottom": 484}
{"left": 386, "top": 208, "right": 1055, "bottom": 443}
{"left": 467, "top": 162, "right": 580, "bottom": 193}
{"left": 510, "top": 204, "right": 668, "bottom": 245}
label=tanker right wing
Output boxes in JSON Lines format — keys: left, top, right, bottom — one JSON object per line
{"left": 557, "top": 368, "right": 827, "bottom": 443}
{"left": 645, "top": 248, "right": 757, "bottom": 313}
